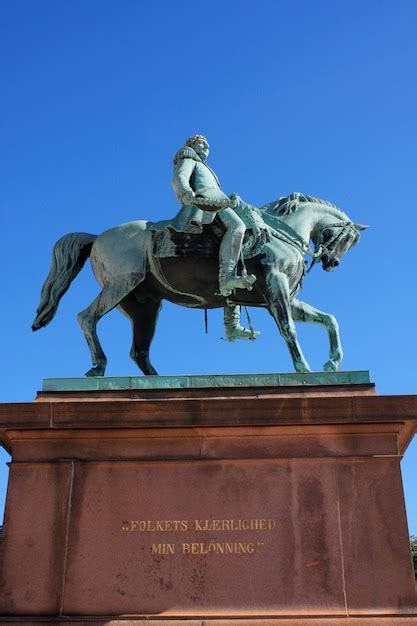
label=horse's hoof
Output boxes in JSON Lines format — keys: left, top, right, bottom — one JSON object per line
{"left": 295, "top": 363, "right": 312, "bottom": 373}
{"left": 85, "top": 366, "right": 105, "bottom": 377}
{"left": 323, "top": 360, "right": 339, "bottom": 372}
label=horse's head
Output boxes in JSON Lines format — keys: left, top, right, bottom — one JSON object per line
{"left": 259, "top": 193, "right": 367, "bottom": 272}
{"left": 314, "top": 221, "right": 367, "bottom": 272}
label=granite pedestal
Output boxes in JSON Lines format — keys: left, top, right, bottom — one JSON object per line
{"left": 0, "top": 372, "right": 416, "bottom": 625}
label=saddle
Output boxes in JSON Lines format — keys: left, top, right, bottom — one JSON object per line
{"left": 152, "top": 218, "right": 269, "bottom": 261}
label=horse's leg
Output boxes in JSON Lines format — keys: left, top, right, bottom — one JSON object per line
{"left": 118, "top": 296, "right": 162, "bottom": 376}
{"left": 77, "top": 281, "right": 133, "bottom": 377}
{"left": 264, "top": 270, "right": 311, "bottom": 372}
{"left": 291, "top": 298, "right": 343, "bottom": 372}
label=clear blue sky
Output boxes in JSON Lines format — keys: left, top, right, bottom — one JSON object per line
{"left": 1, "top": 1, "right": 416, "bottom": 534}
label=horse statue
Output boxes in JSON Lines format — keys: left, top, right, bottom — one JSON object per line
{"left": 32, "top": 193, "right": 366, "bottom": 376}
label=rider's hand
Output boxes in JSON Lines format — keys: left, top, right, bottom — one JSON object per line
{"left": 181, "top": 191, "right": 195, "bottom": 205}
{"left": 229, "top": 193, "right": 240, "bottom": 208}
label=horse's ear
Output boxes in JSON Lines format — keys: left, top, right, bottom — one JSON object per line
{"left": 355, "top": 223, "right": 369, "bottom": 231}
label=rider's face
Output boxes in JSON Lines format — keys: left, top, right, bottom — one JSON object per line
{"left": 194, "top": 139, "right": 210, "bottom": 161}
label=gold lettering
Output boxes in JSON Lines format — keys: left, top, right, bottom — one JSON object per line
{"left": 180, "top": 541, "right": 265, "bottom": 556}
{"left": 122, "top": 518, "right": 276, "bottom": 534}
{"left": 151, "top": 543, "right": 175, "bottom": 555}
{"left": 191, "top": 543, "right": 202, "bottom": 554}
{"left": 192, "top": 518, "right": 277, "bottom": 532}
{"left": 151, "top": 543, "right": 162, "bottom": 555}
{"left": 122, "top": 519, "right": 190, "bottom": 532}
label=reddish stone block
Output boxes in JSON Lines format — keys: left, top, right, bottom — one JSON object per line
{"left": 0, "top": 462, "right": 73, "bottom": 615}
{"left": 337, "top": 458, "right": 416, "bottom": 613}
{"left": 60, "top": 459, "right": 345, "bottom": 615}
{"left": 0, "top": 385, "right": 416, "bottom": 622}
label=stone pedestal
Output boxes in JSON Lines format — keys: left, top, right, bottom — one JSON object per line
{"left": 0, "top": 373, "right": 416, "bottom": 625}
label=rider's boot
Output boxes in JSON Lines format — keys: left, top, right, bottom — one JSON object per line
{"left": 219, "top": 262, "right": 257, "bottom": 297}
{"left": 218, "top": 212, "right": 256, "bottom": 296}
{"left": 224, "top": 305, "right": 260, "bottom": 341}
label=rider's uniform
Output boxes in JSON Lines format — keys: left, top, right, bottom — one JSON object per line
{"left": 171, "top": 145, "right": 241, "bottom": 235}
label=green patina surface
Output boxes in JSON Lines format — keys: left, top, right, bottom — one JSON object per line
{"left": 42, "top": 371, "right": 370, "bottom": 392}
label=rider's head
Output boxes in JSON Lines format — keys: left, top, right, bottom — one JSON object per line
{"left": 186, "top": 134, "right": 210, "bottom": 161}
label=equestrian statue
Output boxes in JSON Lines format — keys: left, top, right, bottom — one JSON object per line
{"left": 32, "top": 134, "right": 367, "bottom": 376}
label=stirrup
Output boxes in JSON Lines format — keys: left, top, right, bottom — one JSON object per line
{"left": 219, "top": 273, "right": 256, "bottom": 297}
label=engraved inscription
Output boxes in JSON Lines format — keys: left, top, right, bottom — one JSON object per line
{"left": 122, "top": 518, "right": 276, "bottom": 532}
{"left": 122, "top": 518, "right": 277, "bottom": 557}
{"left": 182, "top": 541, "right": 264, "bottom": 555}
{"left": 151, "top": 543, "right": 175, "bottom": 555}
{"left": 122, "top": 519, "right": 188, "bottom": 532}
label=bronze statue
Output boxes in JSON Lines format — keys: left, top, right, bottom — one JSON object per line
{"left": 33, "top": 159, "right": 366, "bottom": 375}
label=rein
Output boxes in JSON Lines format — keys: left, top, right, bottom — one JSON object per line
{"left": 307, "top": 221, "right": 355, "bottom": 273}
{"left": 271, "top": 220, "right": 355, "bottom": 273}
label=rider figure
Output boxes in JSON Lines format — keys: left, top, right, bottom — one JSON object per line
{"left": 172, "top": 134, "right": 260, "bottom": 341}
{"left": 172, "top": 134, "right": 257, "bottom": 297}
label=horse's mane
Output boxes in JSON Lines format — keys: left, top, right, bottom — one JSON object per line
{"left": 275, "top": 192, "right": 339, "bottom": 215}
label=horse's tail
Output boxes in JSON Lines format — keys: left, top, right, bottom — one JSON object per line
{"left": 32, "top": 232, "right": 97, "bottom": 331}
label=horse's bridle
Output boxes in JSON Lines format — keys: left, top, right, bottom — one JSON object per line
{"left": 271, "top": 219, "right": 356, "bottom": 268}
{"left": 309, "top": 221, "right": 357, "bottom": 271}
